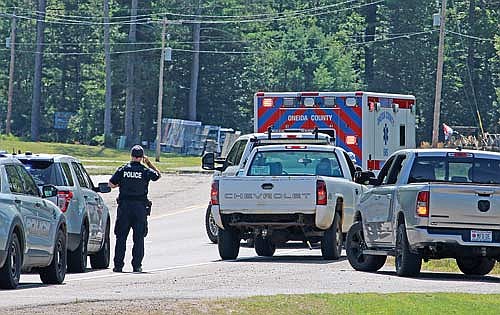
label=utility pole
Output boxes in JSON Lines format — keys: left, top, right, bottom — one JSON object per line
{"left": 6, "top": 13, "right": 16, "bottom": 135}
{"left": 188, "top": 0, "right": 202, "bottom": 121}
{"left": 103, "top": 0, "right": 112, "bottom": 145}
{"left": 155, "top": 17, "right": 167, "bottom": 162}
{"left": 31, "top": 0, "right": 46, "bottom": 141}
{"left": 125, "top": 0, "right": 138, "bottom": 147}
{"left": 431, "top": 0, "right": 447, "bottom": 148}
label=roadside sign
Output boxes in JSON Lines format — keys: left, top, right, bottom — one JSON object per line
{"left": 54, "top": 112, "right": 74, "bottom": 129}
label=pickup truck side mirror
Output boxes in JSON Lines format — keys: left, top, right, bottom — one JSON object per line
{"left": 96, "top": 182, "right": 111, "bottom": 193}
{"left": 202, "top": 152, "right": 216, "bottom": 170}
{"left": 355, "top": 171, "right": 376, "bottom": 185}
{"left": 41, "top": 185, "right": 58, "bottom": 198}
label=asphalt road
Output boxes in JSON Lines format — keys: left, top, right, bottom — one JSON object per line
{"left": 1, "top": 174, "right": 500, "bottom": 311}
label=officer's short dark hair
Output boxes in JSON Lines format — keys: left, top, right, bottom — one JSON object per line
{"left": 131, "top": 145, "right": 144, "bottom": 158}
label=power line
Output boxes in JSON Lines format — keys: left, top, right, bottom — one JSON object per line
{"left": 0, "top": 29, "right": 434, "bottom": 56}
{"left": 446, "top": 30, "right": 495, "bottom": 42}
{"left": 0, "top": 0, "right": 384, "bottom": 26}
{"left": 4, "top": 0, "right": 362, "bottom": 22}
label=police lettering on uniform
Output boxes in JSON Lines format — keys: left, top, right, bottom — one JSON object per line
{"left": 108, "top": 145, "right": 161, "bottom": 273}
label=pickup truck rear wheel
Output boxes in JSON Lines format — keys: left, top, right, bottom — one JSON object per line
{"left": 39, "top": 229, "right": 67, "bottom": 284}
{"left": 456, "top": 257, "right": 496, "bottom": 276}
{"left": 218, "top": 227, "right": 240, "bottom": 260}
{"left": 254, "top": 236, "right": 275, "bottom": 257}
{"left": 205, "top": 205, "right": 218, "bottom": 244}
{"left": 321, "top": 212, "right": 342, "bottom": 260}
{"left": 0, "top": 233, "right": 21, "bottom": 289}
{"left": 346, "top": 221, "right": 386, "bottom": 271}
{"left": 395, "top": 224, "right": 422, "bottom": 277}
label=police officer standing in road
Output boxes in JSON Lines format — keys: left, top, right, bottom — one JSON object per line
{"left": 108, "top": 145, "right": 161, "bottom": 273}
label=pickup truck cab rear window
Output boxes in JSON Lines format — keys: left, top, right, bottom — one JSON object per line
{"left": 408, "top": 156, "right": 500, "bottom": 184}
{"left": 248, "top": 150, "right": 343, "bottom": 177}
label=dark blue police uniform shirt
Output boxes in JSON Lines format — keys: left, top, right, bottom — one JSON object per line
{"left": 109, "top": 161, "right": 160, "bottom": 201}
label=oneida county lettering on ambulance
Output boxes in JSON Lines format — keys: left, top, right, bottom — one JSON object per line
{"left": 287, "top": 114, "right": 333, "bottom": 122}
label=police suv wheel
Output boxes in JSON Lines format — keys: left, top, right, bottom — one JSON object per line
{"left": 205, "top": 205, "right": 218, "bottom": 244}
{"left": 40, "top": 229, "right": 67, "bottom": 284}
{"left": 0, "top": 233, "right": 21, "bottom": 289}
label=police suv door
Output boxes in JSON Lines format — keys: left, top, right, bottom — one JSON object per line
{"left": 80, "top": 164, "right": 104, "bottom": 248}
{"left": 16, "top": 165, "right": 55, "bottom": 257}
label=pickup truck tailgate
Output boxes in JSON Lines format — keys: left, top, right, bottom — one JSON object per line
{"left": 429, "top": 184, "right": 500, "bottom": 229}
{"left": 219, "top": 176, "right": 317, "bottom": 213}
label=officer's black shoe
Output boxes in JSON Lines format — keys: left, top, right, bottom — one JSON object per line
{"left": 113, "top": 267, "right": 123, "bottom": 273}
{"left": 133, "top": 267, "right": 142, "bottom": 273}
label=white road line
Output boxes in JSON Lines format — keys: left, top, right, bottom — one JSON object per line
{"left": 149, "top": 203, "right": 206, "bottom": 220}
{"left": 66, "top": 261, "right": 217, "bottom": 282}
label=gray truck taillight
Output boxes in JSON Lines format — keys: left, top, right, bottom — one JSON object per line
{"left": 316, "top": 180, "right": 327, "bottom": 205}
{"left": 416, "top": 191, "right": 429, "bottom": 217}
{"left": 57, "top": 190, "right": 73, "bottom": 213}
{"left": 211, "top": 180, "right": 219, "bottom": 205}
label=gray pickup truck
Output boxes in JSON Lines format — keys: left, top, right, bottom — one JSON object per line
{"left": 347, "top": 148, "right": 500, "bottom": 277}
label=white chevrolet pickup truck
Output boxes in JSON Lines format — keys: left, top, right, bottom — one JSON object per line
{"left": 210, "top": 144, "right": 365, "bottom": 260}
{"left": 346, "top": 148, "right": 500, "bottom": 277}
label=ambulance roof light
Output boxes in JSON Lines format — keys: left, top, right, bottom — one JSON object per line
{"left": 355, "top": 91, "right": 364, "bottom": 96}
{"left": 256, "top": 92, "right": 265, "bottom": 97}
{"left": 301, "top": 92, "right": 319, "bottom": 97}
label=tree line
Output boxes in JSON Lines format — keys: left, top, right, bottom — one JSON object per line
{"left": 0, "top": 0, "right": 498, "bottom": 146}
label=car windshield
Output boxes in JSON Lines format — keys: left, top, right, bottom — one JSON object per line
{"left": 20, "top": 160, "right": 66, "bottom": 186}
{"left": 248, "top": 150, "right": 343, "bottom": 177}
{"left": 408, "top": 156, "right": 500, "bottom": 184}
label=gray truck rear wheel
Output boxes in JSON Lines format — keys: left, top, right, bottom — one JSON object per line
{"left": 346, "top": 221, "right": 386, "bottom": 271}
{"left": 456, "top": 257, "right": 496, "bottom": 276}
{"left": 90, "top": 221, "right": 110, "bottom": 269}
{"left": 395, "top": 224, "right": 422, "bottom": 277}
{"left": 67, "top": 224, "right": 88, "bottom": 273}
{"left": 218, "top": 227, "right": 240, "bottom": 260}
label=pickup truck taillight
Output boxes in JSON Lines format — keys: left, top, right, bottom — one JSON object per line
{"left": 416, "top": 191, "right": 429, "bottom": 217}
{"left": 211, "top": 180, "right": 219, "bottom": 205}
{"left": 316, "top": 180, "right": 327, "bottom": 205}
{"left": 57, "top": 190, "right": 74, "bottom": 213}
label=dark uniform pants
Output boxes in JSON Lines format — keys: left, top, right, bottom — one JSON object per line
{"left": 113, "top": 200, "right": 147, "bottom": 269}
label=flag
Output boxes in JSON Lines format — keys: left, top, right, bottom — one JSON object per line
{"left": 443, "top": 123, "right": 454, "bottom": 141}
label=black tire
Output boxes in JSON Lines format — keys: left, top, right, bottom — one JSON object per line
{"left": 346, "top": 221, "right": 386, "bottom": 272}
{"left": 0, "top": 233, "right": 21, "bottom": 289}
{"left": 254, "top": 236, "right": 276, "bottom": 257}
{"left": 456, "top": 257, "right": 496, "bottom": 276}
{"left": 90, "top": 221, "right": 110, "bottom": 269}
{"left": 321, "top": 213, "right": 342, "bottom": 260}
{"left": 218, "top": 227, "right": 240, "bottom": 260}
{"left": 395, "top": 224, "right": 422, "bottom": 277}
{"left": 205, "top": 205, "right": 218, "bottom": 244}
{"left": 39, "top": 229, "right": 67, "bottom": 285}
{"left": 67, "top": 223, "right": 88, "bottom": 273}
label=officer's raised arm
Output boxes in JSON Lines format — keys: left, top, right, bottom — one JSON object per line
{"left": 143, "top": 155, "right": 161, "bottom": 180}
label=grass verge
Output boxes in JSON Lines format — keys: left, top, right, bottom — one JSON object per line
{"left": 9, "top": 294, "right": 500, "bottom": 315}
{"left": 0, "top": 135, "right": 201, "bottom": 174}
{"left": 385, "top": 257, "right": 500, "bottom": 275}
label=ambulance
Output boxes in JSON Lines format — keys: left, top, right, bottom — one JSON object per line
{"left": 254, "top": 91, "right": 416, "bottom": 171}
